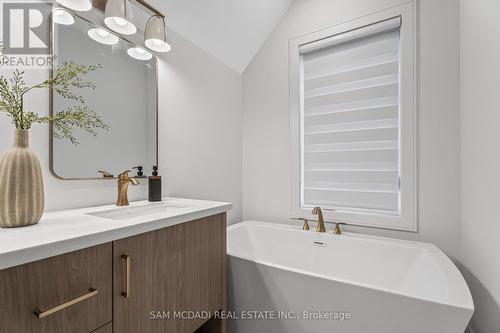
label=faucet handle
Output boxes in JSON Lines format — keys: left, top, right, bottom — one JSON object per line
{"left": 333, "top": 223, "right": 346, "bottom": 235}
{"left": 118, "top": 170, "right": 140, "bottom": 186}
{"left": 291, "top": 217, "right": 310, "bottom": 231}
{"left": 98, "top": 170, "right": 114, "bottom": 178}
{"left": 118, "top": 170, "right": 132, "bottom": 179}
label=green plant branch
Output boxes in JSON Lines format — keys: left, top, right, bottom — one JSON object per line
{"left": 22, "top": 62, "right": 101, "bottom": 103}
{"left": 0, "top": 70, "right": 25, "bottom": 128}
{"left": 0, "top": 61, "right": 109, "bottom": 144}
{"left": 36, "top": 106, "right": 110, "bottom": 145}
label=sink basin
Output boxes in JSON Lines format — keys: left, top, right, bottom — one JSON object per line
{"left": 86, "top": 202, "right": 190, "bottom": 221}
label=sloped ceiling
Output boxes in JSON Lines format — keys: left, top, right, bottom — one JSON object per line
{"left": 148, "top": 0, "right": 294, "bottom": 73}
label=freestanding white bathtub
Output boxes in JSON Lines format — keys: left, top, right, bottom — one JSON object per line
{"left": 227, "top": 221, "right": 474, "bottom": 333}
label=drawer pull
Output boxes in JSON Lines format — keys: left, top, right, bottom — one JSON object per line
{"left": 121, "top": 254, "right": 131, "bottom": 298}
{"left": 34, "top": 288, "right": 98, "bottom": 318}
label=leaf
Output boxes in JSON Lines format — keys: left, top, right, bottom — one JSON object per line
{"left": 36, "top": 106, "right": 110, "bottom": 145}
{"left": 0, "top": 62, "right": 109, "bottom": 141}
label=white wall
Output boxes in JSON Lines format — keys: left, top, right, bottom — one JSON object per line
{"left": 0, "top": 29, "right": 242, "bottom": 223}
{"left": 460, "top": 0, "right": 500, "bottom": 332}
{"left": 242, "top": 0, "right": 462, "bottom": 257}
{"left": 158, "top": 30, "right": 243, "bottom": 223}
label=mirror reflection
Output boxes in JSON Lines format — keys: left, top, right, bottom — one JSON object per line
{"left": 51, "top": 12, "right": 157, "bottom": 179}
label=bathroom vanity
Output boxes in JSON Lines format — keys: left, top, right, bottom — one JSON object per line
{"left": 0, "top": 6, "right": 231, "bottom": 332}
{"left": 0, "top": 198, "right": 231, "bottom": 333}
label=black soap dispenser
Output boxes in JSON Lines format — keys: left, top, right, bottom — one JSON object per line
{"left": 132, "top": 166, "right": 145, "bottom": 178}
{"left": 148, "top": 166, "right": 162, "bottom": 202}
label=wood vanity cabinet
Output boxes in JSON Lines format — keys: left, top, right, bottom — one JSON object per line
{"left": 0, "top": 213, "right": 226, "bottom": 333}
{"left": 92, "top": 323, "right": 113, "bottom": 333}
{"left": 113, "top": 214, "right": 227, "bottom": 333}
{"left": 0, "top": 243, "right": 113, "bottom": 333}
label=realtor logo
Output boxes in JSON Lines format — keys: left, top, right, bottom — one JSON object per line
{"left": 2, "top": 1, "right": 51, "bottom": 54}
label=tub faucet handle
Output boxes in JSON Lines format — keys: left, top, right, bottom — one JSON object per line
{"left": 291, "top": 217, "right": 310, "bottom": 230}
{"left": 297, "top": 218, "right": 310, "bottom": 231}
{"left": 333, "top": 223, "right": 346, "bottom": 235}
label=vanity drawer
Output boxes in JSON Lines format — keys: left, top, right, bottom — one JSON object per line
{"left": 91, "top": 322, "right": 112, "bottom": 333}
{"left": 0, "top": 243, "right": 112, "bottom": 333}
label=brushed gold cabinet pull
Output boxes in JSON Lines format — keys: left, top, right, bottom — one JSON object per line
{"left": 34, "top": 288, "right": 98, "bottom": 318}
{"left": 121, "top": 255, "right": 131, "bottom": 298}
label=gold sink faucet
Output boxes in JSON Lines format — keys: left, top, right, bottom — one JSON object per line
{"left": 312, "top": 207, "right": 326, "bottom": 233}
{"left": 116, "top": 170, "right": 140, "bottom": 206}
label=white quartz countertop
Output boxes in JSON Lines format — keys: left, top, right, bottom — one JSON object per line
{"left": 0, "top": 198, "right": 232, "bottom": 270}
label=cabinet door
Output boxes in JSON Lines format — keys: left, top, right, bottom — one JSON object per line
{"left": 0, "top": 243, "right": 112, "bottom": 333}
{"left": 113, "top": 213, "right": 226, "bottom": 333}
{"left": 182, "top": 214, "right": 226, "bottom": 332}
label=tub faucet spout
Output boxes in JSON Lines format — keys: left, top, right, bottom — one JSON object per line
{"left": 312, "top": 207, "right": 326, "bottom": 233}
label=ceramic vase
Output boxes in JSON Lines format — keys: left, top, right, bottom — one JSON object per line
{"left": 0, "top": 129, "right": 44, "bottom": 228}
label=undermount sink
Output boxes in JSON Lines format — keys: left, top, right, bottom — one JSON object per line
{"left": 86, "top": 202, "right": 190, "bottom": 221}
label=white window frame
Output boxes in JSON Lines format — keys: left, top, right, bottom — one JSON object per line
{"left": 289, "top": 1, "right": 417, "bottom": 231}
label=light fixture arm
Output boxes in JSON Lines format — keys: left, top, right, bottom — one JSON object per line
{"left": 134, "top": 0, "right": 164, "bottom": 18}
{"left": 93, "top": 0, "right": 165, "bottom": 18}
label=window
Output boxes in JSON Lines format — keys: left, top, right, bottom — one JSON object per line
{"left": 290, "top": 3, "right": 417, "bottom": 231}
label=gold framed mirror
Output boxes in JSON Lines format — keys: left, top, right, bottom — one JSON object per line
{"left": 49, "top": 7, "right": 158, "bottom": 180}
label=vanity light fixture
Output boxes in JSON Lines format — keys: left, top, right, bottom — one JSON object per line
{"left": 144, "top": 15, "right": 171, "bottom": 53}
{"left": 104, "top": 0, "right": 137, "bottom": 35}
{"left": 127, "top": 47, "right": 153, "bottom": 61}
{"left": 55, "top": 0, "right": 92, "bottom": 12}
{"left": 53, "top": 8, "right": 75, "bottom": 25}
{"left": 90, "top": 0, "right": 172, "bottom": 53}
{"left": 88, "top": 28, "right": 119, "bottom": 45}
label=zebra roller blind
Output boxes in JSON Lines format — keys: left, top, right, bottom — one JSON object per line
{"left": 299, "top": 17, "right": 402, "bottom": 214}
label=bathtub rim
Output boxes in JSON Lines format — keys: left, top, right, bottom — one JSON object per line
{"left": 227, "top": 220, "right": 474, "bottom": 313}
